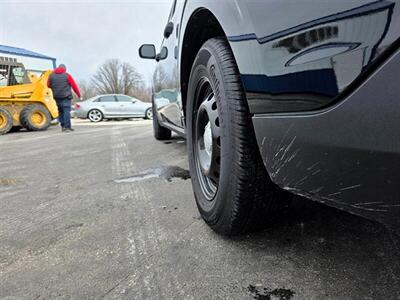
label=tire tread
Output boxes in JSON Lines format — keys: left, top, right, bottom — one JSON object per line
{"left": 189, "top": 37, "right": 287, "bottom": 235}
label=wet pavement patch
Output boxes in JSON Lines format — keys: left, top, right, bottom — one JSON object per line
{"left": 115, "top": 166, "right": 191, "bottom": 183}
{"left": 248, "top": 285, "right": 295, "bottom": 300}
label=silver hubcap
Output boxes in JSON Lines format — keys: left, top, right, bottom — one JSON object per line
{"left": 204, "top": 122, "right": 212, "bottom": 158}
{"left": 147, "top": 109, "right": 153, "bottom": 119}
{"left": 89, "top": 110, "right": 102, "bottom": 122}
{"left": 194, "top": 81, "right": 221, "bottom": 201}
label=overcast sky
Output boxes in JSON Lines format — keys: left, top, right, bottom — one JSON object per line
{"left": 0, "top": 0, "right": 172, "bottom": 84}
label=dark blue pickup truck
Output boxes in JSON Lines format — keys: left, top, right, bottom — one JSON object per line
{"left": 140, "top": 0, "right": 400, "bottom": 235}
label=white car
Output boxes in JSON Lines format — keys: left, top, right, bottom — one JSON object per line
{"left": 73, "top": 94, "right": 152, "bottom": 122}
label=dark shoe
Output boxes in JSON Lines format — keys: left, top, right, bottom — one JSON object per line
{"left": 61, "top": 128, "right": 67, "bottom": 132}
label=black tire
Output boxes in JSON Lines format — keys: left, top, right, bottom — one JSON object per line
{"left": 187, "top": 37, "right": 287, "bottom": 235}
{"left": 145, "top": 108, "right": 153, "bottom": 120}
{"left": 152, "top": 100, "right": 171, "bottom": 140}
{"left": 87, "top": 109, "right": 104, "bottom": 122}
{"left": 20, "top": 104, "right": 51, "bottom": 131}
{"left": 0, "top": 107, "right": 13, "bottom": 135}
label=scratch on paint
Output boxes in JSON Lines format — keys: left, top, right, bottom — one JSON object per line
{"left": 312, "top": 169, "right": 322, "bottom": 176}
{"left": 351, "top": 205, "right": 387, "bottom": 212}
{"left": 353, "top": 201, "right": 383, "bottom": 206}
{"left": 270, "top": 137, "right": 299, "bottom": 179}
{"left": 307, "top": 162, "right": 320, "bottom": 171}
{"left": 350, "top": 201, "right": 400, "bottom": 211}
{"left": 285, "top": 148, "right": 301, "bottom": 164}
{"left": 351, "top": 201, "right": 389, "bottom": 212}
{"left": 340, "top": 184, "right": 362, "bottom": 191}
{"left": 282, "top": 179, "right": 393, "bottom": 214}
{"left": 274, "top": 145, "right": 287, "bottom": 159}
{"left": 280, "top": 136, "right": 297, "bottom": 162}
{"left": 328, "top": 191, "right": 342, "bottom": 197}
{"left": 271, "top": 136, "right": 297, "bottom": 173}
{"left": 276, "top": 123, "right": 294, "bottom": 152}
{"left": 295, "top": 175, "right": 309, "bottom": 187}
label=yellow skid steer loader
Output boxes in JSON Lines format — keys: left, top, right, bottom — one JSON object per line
{"left": 0, "top": 57, "right": 58, "bottom": 135}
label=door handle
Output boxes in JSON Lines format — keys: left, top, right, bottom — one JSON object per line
{"left": 164, "top": 22, "right": 174, "bottom": 39}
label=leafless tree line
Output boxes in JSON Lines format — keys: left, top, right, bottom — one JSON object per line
{"left": 77, "top": 59, "right": 152, "bottom": 102}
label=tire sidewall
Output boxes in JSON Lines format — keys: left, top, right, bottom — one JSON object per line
{"left": 20, "top": 104, "right": 51, "bottom": 131}
{"left": 0, "top": 108, "right": 13, "bottom": 134}
{"left": 187, "top": 43, "right": 238, "bottom": 228}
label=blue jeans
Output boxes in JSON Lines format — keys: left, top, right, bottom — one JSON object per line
{"left": 56, "top": 98, "right": 72, "bottom": 129}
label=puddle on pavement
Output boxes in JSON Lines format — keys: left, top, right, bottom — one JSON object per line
{"left": 115, "top": 166, "right": 190, "bottom": 183}
{"left": 0, "top": 178, "right": 18, "bottom": 186}
{"left": 248, "top": 285, "right": 295, "bottom": 300}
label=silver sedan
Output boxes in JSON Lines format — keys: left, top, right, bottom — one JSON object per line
{"left": 73, "top": 94, "right": 152, "bottom": 122}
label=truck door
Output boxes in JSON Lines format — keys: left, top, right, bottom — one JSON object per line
{"left": 153, "top": 0, "right": 184, "bottom": 128}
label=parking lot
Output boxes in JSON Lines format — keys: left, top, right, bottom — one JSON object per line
{"left": 1, "top": 120, "right": 400, "bottom": 300}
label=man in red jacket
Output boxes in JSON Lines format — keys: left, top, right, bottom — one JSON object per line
{"left": 48, "top": 64, "right": 82, "bottom": 132}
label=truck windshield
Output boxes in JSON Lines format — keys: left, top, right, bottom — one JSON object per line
{"left": 0, "top": 66, "right": 8, "bottom": 87}
{"left": 0, "top": 65, "right": 26, "bottom": 86}
{"left": 10, "top": 67, "right": 25, "bottom": 85}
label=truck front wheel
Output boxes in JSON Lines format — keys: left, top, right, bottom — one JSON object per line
{"left": 186, "top": 38, "right": 288, "bottom": 235}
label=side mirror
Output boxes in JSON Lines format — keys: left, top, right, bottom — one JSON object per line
{"left": 156, "top": 47, "right": 168, "bottom": 62}
{"left": 139, "top": 44, "right": 156, "bottom": 59}
{"left": 164, "top": 22, "right": 174, "bottom": 39}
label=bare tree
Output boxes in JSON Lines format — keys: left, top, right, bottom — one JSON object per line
{"left": 132, "top": 84, "right": 152, "bottom": 102}
{"left": 77, "top": 80, "right": 96, "bottom": 101}
{"left": 91, "top": 59, "right": 144, "bottom": 96}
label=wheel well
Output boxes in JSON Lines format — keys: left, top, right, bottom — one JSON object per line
{"left": 180, "top": 9, "right": 226, "bottom": 120}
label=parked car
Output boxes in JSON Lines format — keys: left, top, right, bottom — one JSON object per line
{"left": 73, "top": 94, "right": 152, "bottom": 122}
{"left": 140, "top": 0, "right": 400, "bottom": 235}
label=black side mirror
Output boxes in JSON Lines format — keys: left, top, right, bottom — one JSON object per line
{"left": 159, "top": 47, "right": 168, "bottom": 60}
{"left": 139, "top": 44, "right": 156, "bottom": 59}
{"left": 155, "top": 47, "right": 168, "bottom": 62}
{"left": 164, "top": 22, "right": 174, "bottom": 39}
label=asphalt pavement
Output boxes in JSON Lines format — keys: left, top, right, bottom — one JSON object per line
{"left": 0, "top": 120, "right": 399, "bottom": 300}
